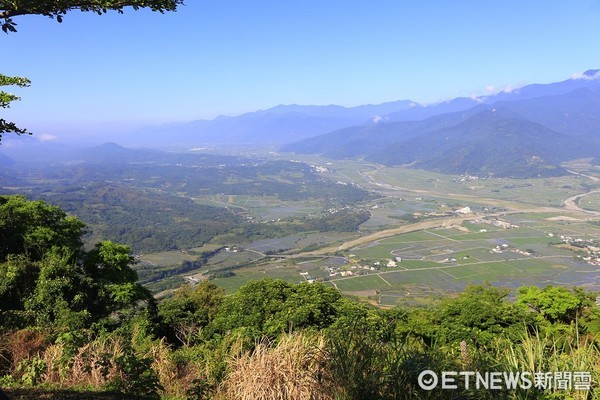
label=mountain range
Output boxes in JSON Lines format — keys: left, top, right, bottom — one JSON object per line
{"left": 3, "top": 70, "right": 600, "bottom": 178}
{"left": 118, "top": 100, "right": 417, "bottom": 147}
{"left": 283, "top": 70, "right": 600, "bottom": 177}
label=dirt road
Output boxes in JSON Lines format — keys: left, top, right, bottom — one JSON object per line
{"left": 562, "top": 190, "right": 600, "bottom": 216}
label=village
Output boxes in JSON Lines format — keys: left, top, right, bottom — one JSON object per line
{"left": 555, "top": 233, "right": 600, "bottom": 267}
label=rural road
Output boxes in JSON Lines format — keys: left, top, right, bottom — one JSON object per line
{"left": 301, "top": 207, "right": 563, "bottom": 256}
{"left": 301, "top": 169, "right": 600, "bottom": 256}
{"left": 562, "top": 190, "right": 600, "bottom": 216}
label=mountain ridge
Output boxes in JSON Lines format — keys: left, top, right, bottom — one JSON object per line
{"left": 283, "top": 72, "right": 600, "bottom": 178}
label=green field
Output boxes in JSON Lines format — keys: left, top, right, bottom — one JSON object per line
{"left": 130, "top": 156, "right": 600, "bottom": 300}
{"left": 580, "top": 191, "right": 600, "bottom": 212}
{"left": 332, "top": 274, "right": 389, "bottom": 292}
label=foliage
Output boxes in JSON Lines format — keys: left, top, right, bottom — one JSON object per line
{"left": 0, "top": 196, "right": 151, "bottom": 331}
{"left": 0, "top": 0, "right": 184, "bottom": 33}
{"left": 516, "top": 285, "right": 596, "bottom": 324}
{"left": 0, "top": 195, "right": 84, "bottom": 262}
{"left": 158, "top": 281, "right": 224, "bottom": 345}
{"left": 0, "top": 74, "right": 31, "bottom": 143}
{"left": 209, "top": 279, "right": 344, "bottom": 340}
{"left": 430, "top": 283, "right": 532, "bottom": 346}
{"left": 108, "top": 350, "right": 162, "bottom": 399}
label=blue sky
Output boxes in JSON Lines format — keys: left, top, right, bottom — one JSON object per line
{"left": 3, "top": 0, "right": 600, "bottom": 140}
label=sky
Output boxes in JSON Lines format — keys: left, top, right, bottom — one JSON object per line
{"left": 3, "top": 0, "right": 600, "bottom": 141}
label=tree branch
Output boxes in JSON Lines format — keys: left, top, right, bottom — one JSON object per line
{"left": 1, "top": 1, "right": 184, "bottom": 32}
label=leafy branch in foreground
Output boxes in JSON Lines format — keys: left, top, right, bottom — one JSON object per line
{"left": 0, "top": 0, "right": 184, "bottom": 33}
{"left": 0, "top": 74, "right": 31, "bottom": 143}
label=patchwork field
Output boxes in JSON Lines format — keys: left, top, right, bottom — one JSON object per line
{"left": 132, "top": 156, "right": 600, "bottom": 301}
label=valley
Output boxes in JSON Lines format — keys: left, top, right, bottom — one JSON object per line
{"left": 4, "top": 3, "right": 600, "bottom": 399}
{"left": 5, "top": 145, "right": 597, "bottom": 304}
{"left": 3, "top": 71, "right": 600, "bottom": 306}
{"left": 201, "top": 155, "right": 600, "bottom": 305}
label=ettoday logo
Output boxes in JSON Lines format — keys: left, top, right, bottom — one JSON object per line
{"left": 418, "top": 370, "right": 592, "bottom": 391}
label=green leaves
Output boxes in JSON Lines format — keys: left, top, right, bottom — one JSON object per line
{"left": 0, "top": 74, "right": 31, "bottom": 142}
{"left": 0, "top": 196, "right": 152, "bottom": 330}
{"left": 1, "top": 0, "right": 184, "bottom": 33}
{"left": 209, "top": 279, "right": 345, "bottom": 340}
{"left": 516, "top": 285, "right": 595, "bottom": 324}
{"left": 0, "top": 195, "right": 85, "bottom": 262}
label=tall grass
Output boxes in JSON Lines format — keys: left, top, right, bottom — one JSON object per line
{"left": 494, "top": 327, "right": 599, "bottom": 400}
{"left": 1, "top": 326, "right": 598, "bottom": 399}
{"left": 218, "top": 333, "right": 332, "bottom": 400}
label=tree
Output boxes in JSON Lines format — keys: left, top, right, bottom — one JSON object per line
{"left": 432, "top": 284, "right": 530, "bottom": 345}
{"left": 83, "top": 240, "right": 152, "bottom": 321}
{"left": 158, "top": 280, "right": 225, "bottom": 345}
{"left": 0, "top": 0, "right": 184, "bottom": 33}
{"left": 516, "top": 285, "right": 596, "bottom": 324}
{"left": 0, "top": 195, "right": 85, "bottom": 262}
{"left": 209, "top": 279, "right": 344, "bottom": 339}
{"left": 0, "top": 74, "right": 31, "bottom": 143}
{"left": 0, "top": 196, "right": 152, "bottom": 330}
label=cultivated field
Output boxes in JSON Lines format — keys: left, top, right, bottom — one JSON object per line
{"left": 138, "top": 156, "right": 600, "bottom": 303}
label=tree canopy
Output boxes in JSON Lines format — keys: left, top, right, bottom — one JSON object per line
{"left": 0, "top": 0, "right": 184, "bottom": 32}
{"left": 0, "top": 195, "right": 151, "bottom": 331}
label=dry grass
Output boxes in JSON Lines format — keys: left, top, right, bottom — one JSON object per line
{"left": 4, "top": 329, "right": 48, "bottom": 371}
{"left": 42, "top": 335, "right": 125, "bottom": 388}
{"left": 218, "top": 333, "right": 333, "bottom": 400}
{"left": 149, "top": 337, "right": 193, "bottom": 399}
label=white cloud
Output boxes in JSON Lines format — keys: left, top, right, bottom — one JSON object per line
{"left": 485, "top": 85, "right": 496, "bottom": 93}
{"left": 571, "top": 70, "right": 600, "bottom": 80}
{"left": 469, "top": 94, "right": 484, "bottom": 103}
{"left": 372, "top": 115, "right": 387, "bottom": 124}
{"left": 38, "top": 134, "right": 57, "bottom": 142}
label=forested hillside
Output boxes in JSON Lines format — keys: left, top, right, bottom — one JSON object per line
{"left": 0, "top": 148, "right": 375, "bottom": 253}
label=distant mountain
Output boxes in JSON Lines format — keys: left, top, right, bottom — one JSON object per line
{"left": 78, "top": 142, "right": 165, "bottom": 164}
{"left": 0, "top": 152, "right": 14, "bottom": 166}
{"left": 281, "top": 121, "right": 425, "bottom": 159}
{"left": 281, "top": 106, "right": 491, "bottom": 157}
{"left": 284, "top": 70, "right": 600, "bottom": 178}
{"left": 0, "top": 141, "right": 249, "bottom": 167}
{"left": 386, "top": 97, "right": 483, "bottom": 122}
{"left": 77, "top": 142, "right": 246, "bottom": 166}
{"left": 489, "top": 69, "right": 600, "bottom": 103}
{"left": 481, "top": 86, "right": 600, "bottom": 138}
{"left": 385, "top": 69, "right": 600, "bottom": 123}
{"left": 118, "top": 70, "right": 600, "bottom": 149}
{"left": 368, "top": 110, "right": 598, "bottom": 177}
{"left": 122, "top": 101, "right": 417, "bottom": 147}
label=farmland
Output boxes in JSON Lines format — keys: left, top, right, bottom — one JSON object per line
{"left": 166, "top": 155, "right": 600, "bottom": 304}
{"left": 29, "top": 149, "right": 596, "bottom": 301}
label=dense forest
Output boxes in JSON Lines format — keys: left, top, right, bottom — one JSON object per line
{"left": 0, "top": 195, "right": 598, "bottom": 399}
